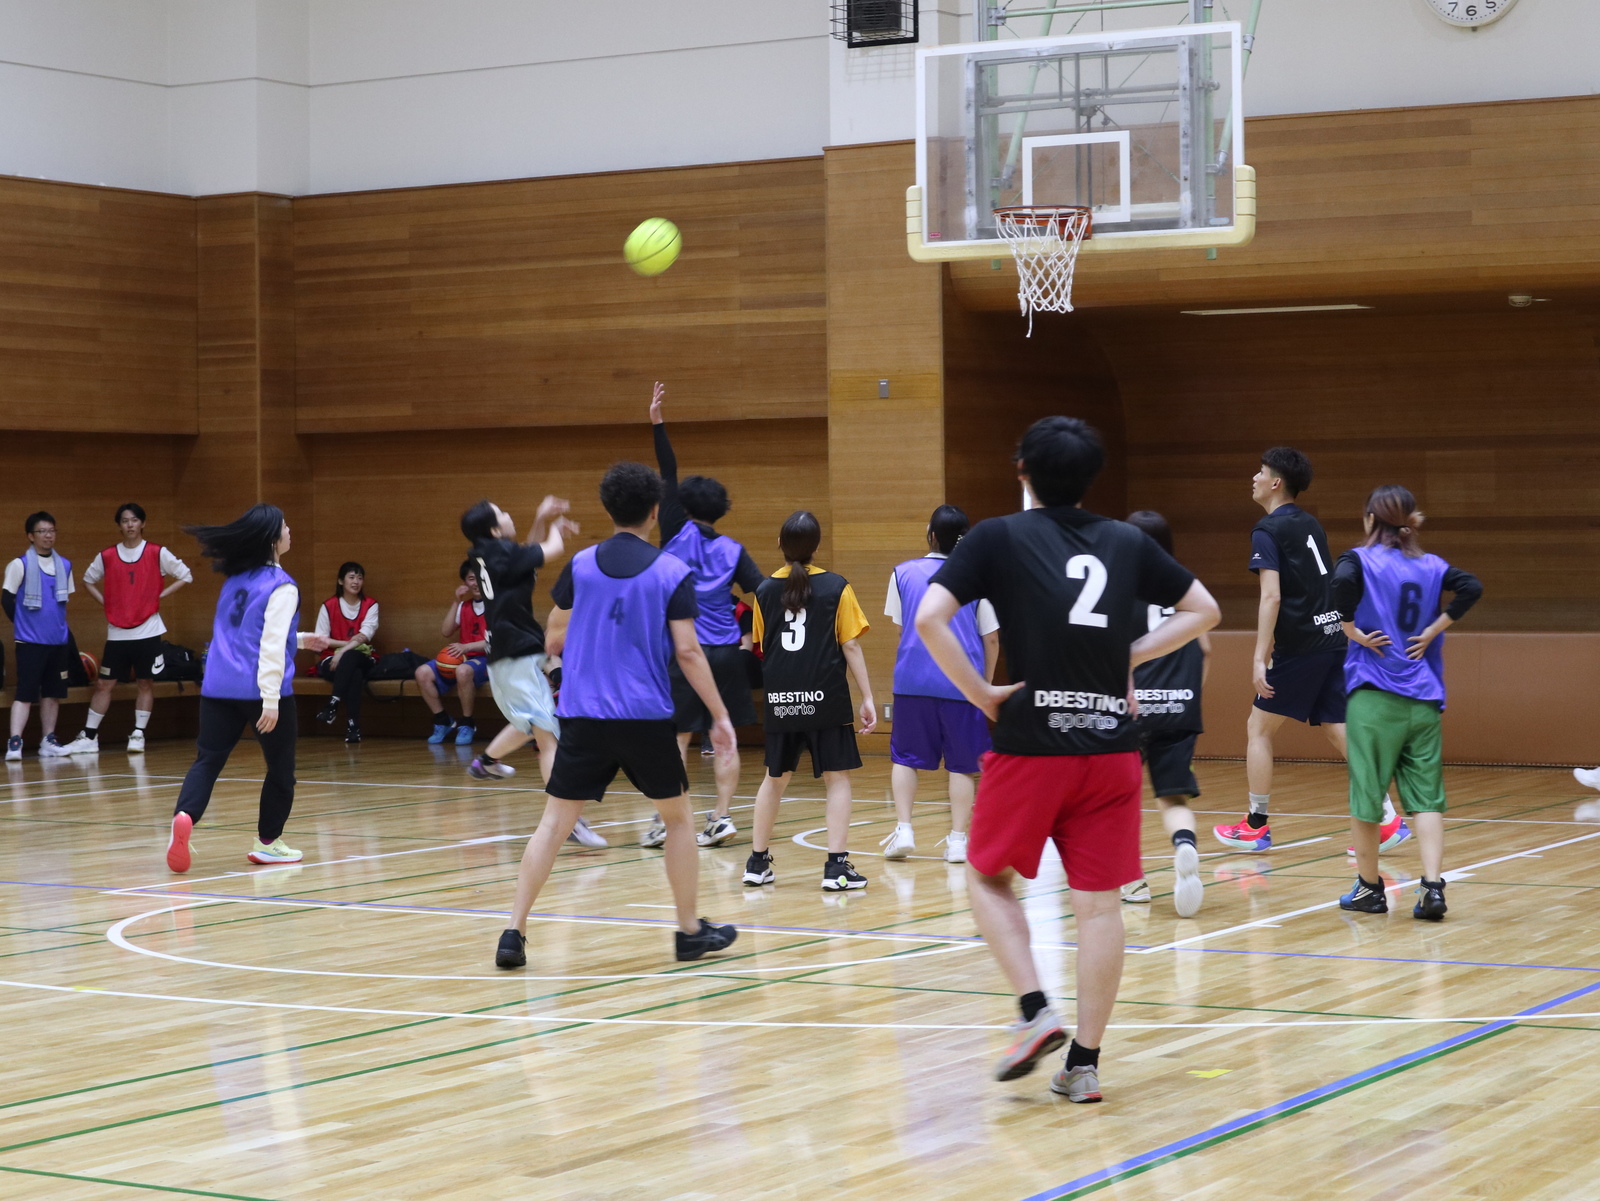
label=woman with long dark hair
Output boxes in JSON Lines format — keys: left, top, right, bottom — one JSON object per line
{"left": 1331, "top": 485, "right": 1481, "bottom": 920}
{"left": 313, "top": 560, "right": 379, "bottom": 742}
{"left": 743, "top": 511, "right": 878, "bottom": 892}
{"left": 165, "top": 504, "right": 330, "bottom": 873}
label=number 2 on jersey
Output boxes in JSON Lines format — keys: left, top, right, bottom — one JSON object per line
{"left": 1066, "top": 555, "right": 1108, "bottom": 628}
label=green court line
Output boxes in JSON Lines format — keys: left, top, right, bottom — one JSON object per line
{"left": 0, "top": 1164, "right": 279, "bottom": 1200}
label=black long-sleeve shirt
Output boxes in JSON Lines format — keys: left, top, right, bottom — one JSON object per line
{"left": 1329, "top": 550, "right": 1482, "bottom": 624}
{"left": 651, "top": 422, "right": 763, "bottom": 592}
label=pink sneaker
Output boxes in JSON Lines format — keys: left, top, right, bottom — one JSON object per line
{"left": 1212, "top": 816, "right": 1271, "bottom": 851}
{"left": 166, "top": 813, "right": 193, "bottom": 873}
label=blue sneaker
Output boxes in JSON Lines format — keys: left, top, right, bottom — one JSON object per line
{"left": 427, "top": 721, "right": 456, "bottom": 745}
{"left": 454, "top": 722, "right": 476, "bottom": 746}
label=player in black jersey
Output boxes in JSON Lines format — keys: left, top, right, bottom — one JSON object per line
{"left": 1214, "top": 448, "right": 1407, "bottom": 853}
{"left": 1119, "top": 511, "right": 1209, "bottom": 918}
{"left": 919, "top": 417, "right": 1219, "bottom": 1103}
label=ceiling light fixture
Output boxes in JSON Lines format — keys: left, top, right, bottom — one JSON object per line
{"left": 1180, "top": 304, "right": 1375, "bottom": 316}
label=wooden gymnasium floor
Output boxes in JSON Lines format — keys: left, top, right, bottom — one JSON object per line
{"left": 3, "top": 739, "right": 1600, "bottom": 1201}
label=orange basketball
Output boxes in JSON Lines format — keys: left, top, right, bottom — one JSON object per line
{"left": 434, "top": 647, "right": 465, "bottom": 676}
{"left": 81, "top": 651, "right": 100, "bottom": 681}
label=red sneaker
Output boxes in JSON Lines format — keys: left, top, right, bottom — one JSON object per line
{"left": 1347, "top": 814, "right": 1411, "bottom": 856}
{"left": 1212, "top": 816, "right": 1272, "bottom": 851}
{"left": 166, "top": 812, "right": 193, "bottom": 873}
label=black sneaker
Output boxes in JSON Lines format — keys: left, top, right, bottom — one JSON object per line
{"left": 821, "top": 856, "right": 868, "bottom": 892}
{"left": 1413, "top": 881, "right": 1448, "bottom": 922}
{"left": 675, "top": 919, "right": 738, "bottom": 962}
{"left": 1339, "top": 876, "right": 1388, "bottom": 914}
{"left": 742, "top": 850, "right": 774, "bottom": 886}
{"left": 344, "top": 722, "right": 362, "bottom": 744}
{"left": 495, "top": 928, "right": 527, "bottom": 969}
{"left": 316, "top": 700, "right": 339, "bottom": 725}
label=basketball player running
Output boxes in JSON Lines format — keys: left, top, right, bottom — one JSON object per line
{"left": 66, "top": 503, "right": 192, "bottom": 755}
{"left": 917, "top": 417, "right": 1218, "bottom": 1102}
{"left": 1214, "top": 448, "right": 1409, "bottom": 853}
{"left": 494, "top": 462, "right": 738, "bottom": 968}
{"left": 165, "top": 505, "right": 332, "bottom": 872}
{"left": 4, "top": 512, "right": 75, "bottom": 761}
{"left": 1333, "top": 486, "right": 1480, "bottom": 920}
{"left": 461, "top": 497, "right": 606, "bottom": 849}
{"left": 415, "top": 561, "right": 489, "bottom": 744}
{"left": 881, "top": 505, "right": 999, "bottom": 865}
{"left": 641, "top": 380, "right": 764, "bottom": 849}
{"left": 1117, "top": 510, "right": 1209, "bottom": 918}
{"left": 743, "top": 511, "right": 877, "bottom": 892}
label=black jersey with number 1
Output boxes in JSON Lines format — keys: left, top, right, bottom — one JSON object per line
{"left": 1249, "top": 503, "right": 1346, "bottom": 659}
{"left": 932, "top": 506, "right": 1195, "bottom": 756}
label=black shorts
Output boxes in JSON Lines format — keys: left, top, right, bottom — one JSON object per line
{"left": 765, "top": 724, "right": 863, "bottom": 778}
{"left": 1141, "top": 729, "right": 1200, "bottom": 799}
{"left": 1253, "top": 647, "right": 1348, "bottom": 726}
{"left": 13, "top": 642, "right": 71, "bottom": 703}
{"left": 100, "top": 636, "right": 163, "bottom": 683}
{"left": 545, "top": 717, "right": 688, "bottom": 802}
{"left": 670, "top": 643, "right": 758, "bottom": 732}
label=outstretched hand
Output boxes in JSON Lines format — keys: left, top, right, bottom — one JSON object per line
{"left": 535, "top": 495, "right": 570, "bottom": 524}
{"left": 649, "top": 380, "right": 666, "bottom": 424}
{"left": 302, "top": 634, "right": 334, "bottom": 654}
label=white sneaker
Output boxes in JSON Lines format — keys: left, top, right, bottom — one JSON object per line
{"left": 127, "top": 729, "right": 146, "bottom": 753}
{"left": 1574, "top": 767, "right": 1600, "bottom": 792}
{"left": 566, "top": 818, "right": 608, "bottom": 849}
{"left": 879, "top": 825, "right": 917, "bottom": 860}
{"left": 696, "top": 814, "right": 737, "bottom": 847}
{"left": 639, "top": 817, "right": 667, "bottom": 849}
{"left": 1172, "top": 840, "right": 1204, "bottom": 918}
{"left": 61, "top": 733, "right": 100, "bottom": 757}
{"left": 1576, "top": 800, "right": 1600, "bottom": 823}
{"left": 36, "top": 735, "right": 69, "bottom": 758}
{"left": 941, "top": 831, "right": 968, "bottom": 864}
{"left": 1120, "top": 879, "right": 1151, "bottom": 904}
{"left": 1049, "top": 1062, "right": 1103, "bottom": 1103}
{"left": 247, "top": 837, "right": 302, "bottom": 864}
{"left": 5, "top": 736, "right": 22, "bottom": 762}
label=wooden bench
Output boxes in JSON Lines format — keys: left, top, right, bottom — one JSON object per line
{"left": 0, "top": 681, "right": 197, "bottom": 709}
{"left": 290, "top": 678, "right": 491, "bottom": 700}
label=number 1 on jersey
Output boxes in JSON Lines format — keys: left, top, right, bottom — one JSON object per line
{"left": 1305, "top": 534, "right": 1328, "bottom": 575}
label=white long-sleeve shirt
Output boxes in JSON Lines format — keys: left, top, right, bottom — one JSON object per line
{"left": 259, "top": 583, "right": 316, "bottom": 710}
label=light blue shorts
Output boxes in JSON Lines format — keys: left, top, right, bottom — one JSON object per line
{"left": 488, "top": 654, "right": 560, "bottom": 738}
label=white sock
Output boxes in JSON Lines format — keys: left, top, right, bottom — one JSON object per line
{"left": 135, "top": 710, "right": 151, "bottom": 731}
{"left": 1248, "top": 793, "right": 1270, "bottom": 818}
{"left": 85, "top": 710, "right": 104, "bottom": 731}
{"left": 897, "top": 822, "right": 915, "bottom": 836}
{"left": 1381, "top": 794, "right": 1396, "bottom": 823}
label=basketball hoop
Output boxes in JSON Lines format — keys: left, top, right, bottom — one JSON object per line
{"left": 994, "top": 205, "right": 1092, "bottom": 336}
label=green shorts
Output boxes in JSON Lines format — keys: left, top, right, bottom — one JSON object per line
{"left": 1345, "top": 687, "right": 1446, "bottom": 824}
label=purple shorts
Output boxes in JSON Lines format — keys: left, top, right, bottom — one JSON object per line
{"left": 889, "top": 694, "right": 992, "bottom": 774}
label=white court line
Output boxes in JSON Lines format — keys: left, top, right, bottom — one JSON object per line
{"left": 1135, "top": 827, "right": 1600, "bottom": 955}
{"left": 104, "top": 898, "right": 978, "bottom": 979}
{"left": 7, "top": 978, "right": 1600, "bottom": 1034}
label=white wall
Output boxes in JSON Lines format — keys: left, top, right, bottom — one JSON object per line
{"left": 0, "top": 0, "right": 1594, "bottom": 197}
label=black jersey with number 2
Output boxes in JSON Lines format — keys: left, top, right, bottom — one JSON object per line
{"left": 1250, "top": 505, "right": 1346, "bottom": 659}
{"left": 932, "top": 506, "right": 1195, "bottom": 756}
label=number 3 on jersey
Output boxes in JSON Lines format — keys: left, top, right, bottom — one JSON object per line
{"left": 781, "top": 608, "right": 807, "bottom": 651}
{"left": 1066, "top": 554, "right": 1108, "bottom": 627}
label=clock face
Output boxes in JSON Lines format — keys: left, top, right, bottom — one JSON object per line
{"left": 1423, "top": 0, "right": 1519, "bottom": 25}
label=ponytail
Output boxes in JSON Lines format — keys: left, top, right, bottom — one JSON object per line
{"left": 778, "top": 510, "right": 822, "bottom": 615}
{"left": 1363, "top": 485, "right": 1424, "bottom": 558}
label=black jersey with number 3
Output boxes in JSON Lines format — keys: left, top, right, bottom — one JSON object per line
{"left": 1250, "top": 506, "right": 1346, "bottom": 659}
{"left": 932, "top": 507, "right": 1195, "bottom": 756}
{"left": 755, "top": 571, "right": 854, "bottom": 732}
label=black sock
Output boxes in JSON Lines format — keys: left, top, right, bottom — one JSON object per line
{"left": 1422, "top": 878, "right": 1446, "bottom": 890}
{"left": 827, "top": 850, "right": 849, "bottom": 864}
{"left": 1359, "top": 875, "right": 1383, "bottom": 891}
{"left": 1065, "top": 1040, "right": 1100, "bottom": 1069}
{"left": 1245, "top": 812, "right": 1268, "bottom": 830}
{"left": 1172, "top": 828, "right": 1197, "bottom": 848}
{"left": 458, "top": 719, "right": 474, "bottom": 728}
{"left": 432, "top": 712, "right": 451, "bottom": 726}
{"left": 480, "top": 754, "right": 498, "bottom": 766}
{"left": 1019, "top": 991, "right": 1048, "bottom": 1023}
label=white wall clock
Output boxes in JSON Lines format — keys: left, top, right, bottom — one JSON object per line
{"left": 1423, "top": 0, "right": 1520, "bottom": 26}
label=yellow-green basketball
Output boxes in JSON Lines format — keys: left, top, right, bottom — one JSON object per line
{"left": 624, "top": 217, "right": 681, "bottom": 276}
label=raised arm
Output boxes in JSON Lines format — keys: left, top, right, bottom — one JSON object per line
{"left": 650, "top": 381, "right": 687, "bottom": 544}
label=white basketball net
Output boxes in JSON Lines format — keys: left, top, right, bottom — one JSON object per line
{"left": 994, "top": 206, "right": 1092, "bottom": 337}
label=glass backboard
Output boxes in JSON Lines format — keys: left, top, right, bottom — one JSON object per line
{"left": 912, "top": 24, "right": 1249, "bottom": 259}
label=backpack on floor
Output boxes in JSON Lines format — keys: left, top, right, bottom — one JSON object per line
{"left": 151, "top": 641, "right": 203, "bottom": 683}
{"left": 371, "top": 649, "right": 429, "bottom": 681}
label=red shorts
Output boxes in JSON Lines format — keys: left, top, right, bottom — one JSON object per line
{"left": 967, "top": 750, "right": 1143, "bottom": 890}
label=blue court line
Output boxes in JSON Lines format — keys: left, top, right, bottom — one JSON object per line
{"left": 1017, "top": 976, "right": 1600, "bottom": 1201}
